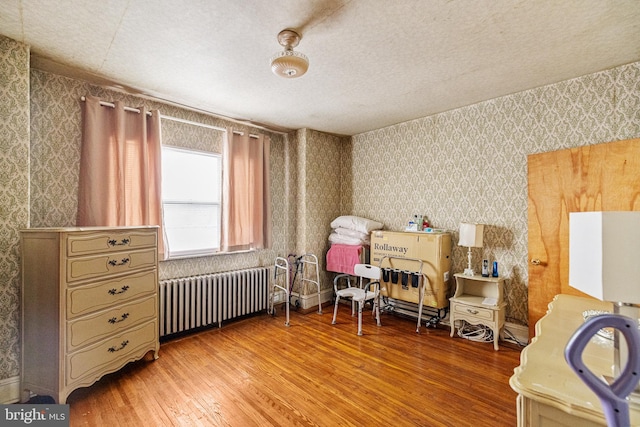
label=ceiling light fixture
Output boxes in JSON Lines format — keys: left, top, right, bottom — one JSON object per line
{"left": 270, "top": 29, "right": 309, "bottom": 78}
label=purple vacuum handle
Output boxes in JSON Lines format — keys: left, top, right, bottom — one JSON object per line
{"left": 565, "top": 314, "right": 640, "bottom": 427}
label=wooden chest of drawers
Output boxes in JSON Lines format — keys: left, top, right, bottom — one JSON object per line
{"left": 20, "top": 227, "right": 159, "bottom": 403}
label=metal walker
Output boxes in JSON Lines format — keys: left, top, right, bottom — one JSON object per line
{"left": 269, "top": 253, "right": 321, "bottom": 326}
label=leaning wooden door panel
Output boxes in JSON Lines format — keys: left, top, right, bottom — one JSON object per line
{"left": 527, "top": 138, "right": 640, "bottom": 339}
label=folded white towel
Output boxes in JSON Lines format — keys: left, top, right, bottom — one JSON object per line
{"left": 334, "top": 227, "right": 369, "bottom": 241}
{"left": 330, "top": 215, "right": 383, "bottom": 234}
{"left": 329, "top": 232, "right": 369, "bottom": 246}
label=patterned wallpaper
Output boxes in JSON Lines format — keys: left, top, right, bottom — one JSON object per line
{"left": 0, "top": 37, "right": 30, "bottom": 383}
{"left": 161, "top": 118, "right": 224, "bottom": 152}
{"left": 349, "top": 61, "right": 640, "bottom": 325}
{"left": 295, "top": 129, "right": 349, "bottom": 291}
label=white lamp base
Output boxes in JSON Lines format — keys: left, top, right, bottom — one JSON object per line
{"left": 464, "top": 246, "right": 475, "bottom": 276}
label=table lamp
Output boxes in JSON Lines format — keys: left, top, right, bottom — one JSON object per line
{"left": 568, "top": 211, "right": 640, "bottom": 407}
{"left": 459, "top": 223, "right": 484, "bottom": 276}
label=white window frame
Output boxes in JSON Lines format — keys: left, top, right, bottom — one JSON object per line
{"left": 161, "top": 145, "right": 222, "bottom": 259}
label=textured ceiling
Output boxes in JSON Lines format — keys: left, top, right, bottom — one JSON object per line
{"left": 1, "top": 0, "right": 639, "bottom": 136}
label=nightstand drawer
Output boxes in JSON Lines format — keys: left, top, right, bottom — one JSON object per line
{"left": 453, "top": 302, "right": 494, "bottom": 321}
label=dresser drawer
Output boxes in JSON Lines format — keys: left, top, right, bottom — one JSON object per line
{"left": 67, "top": 229, "right": 157, "bottom": 256}
{"left": 67, "top": 269, "right": 156, "bottom": 318}
{"left": 67, "top": 295, "right": 157, "bottom": 351}
{"left": 453, "top": 302, "right": 494, "bottom": 321}
{"left": 66, "top": 320, "right": 157, "bottom": 384}
{"left": 66, "top": 247, "right": 157, "bottom": 283}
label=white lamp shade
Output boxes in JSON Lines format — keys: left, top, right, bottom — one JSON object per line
{"left": 458, "top": 223, "right": 484, "bottom": 247}
{"left": 569, "top": 211, "right": 640, "bottom": 303}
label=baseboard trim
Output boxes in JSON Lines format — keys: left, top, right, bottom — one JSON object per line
{"left": 291, "top": 288, "right": 334, "bottom": 311}
{"left": 503, "top": 322, "right": 529, "bottom": 346}
{"left": 0, "top": 376, "right": 21, "bottom": 404}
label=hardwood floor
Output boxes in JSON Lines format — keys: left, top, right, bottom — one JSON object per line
{"left": 66, "top": 307, "right": 523, "bottom": 426}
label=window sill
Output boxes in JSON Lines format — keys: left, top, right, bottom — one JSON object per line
{"left": 161, "top": 248, "right": 257, "bottom": 261}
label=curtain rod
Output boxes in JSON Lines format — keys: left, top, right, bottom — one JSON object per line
{"left": 80, "top": 96, "right": 258, "bottom": 138}
{"left": 159, "top": 115, "right": 258, "bottom": 138}
{"left": 158, "top": 114, "right": 224, "bottom": 131}
{"left": 80, "top": 96, "right": 147, "bottom": 115}
{"left": 234, "top": 131, "right": 260, "bottom": 139}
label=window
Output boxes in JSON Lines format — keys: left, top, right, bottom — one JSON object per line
{"left": 161, "top": 146, "right": 221, "bottom": 258}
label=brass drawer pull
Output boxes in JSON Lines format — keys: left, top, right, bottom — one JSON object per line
{"left": 108, "top": 257, "right": 130, "bottom": 267}
{"left": 107, "top": 340, "right": 129, "bottom": 353}
{"left": 107, "top": 313, "right": 130, "bottom": 324}
{"left": 467, "top": 308, "right": 479, "bottom": 315}
{"left": 107, "top": 238, "right": 131, "bottom": 247}
{"left": 107, "top": 285, "right": 130, "bottom": 295}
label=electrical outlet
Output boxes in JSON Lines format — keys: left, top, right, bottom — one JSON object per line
{"left": 272, "top": 293, "right": 281, "bottom": 303}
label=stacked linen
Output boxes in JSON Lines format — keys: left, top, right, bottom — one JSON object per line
{"left": 329, "top": 227, "right": 371, "bottom": 245}
{"left": 326, "top": 216, "right": 383, "bottom": 275}
{"left": 328, "top": 215, "right": 383, "bottom": 245}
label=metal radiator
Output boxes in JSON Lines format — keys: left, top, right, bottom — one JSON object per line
{"left": 159, "top": 267, "right": 271, "bottom": 337}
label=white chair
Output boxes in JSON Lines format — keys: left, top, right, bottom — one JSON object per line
{"left": 331, "top": 264, "right": 382, "bottom": 336}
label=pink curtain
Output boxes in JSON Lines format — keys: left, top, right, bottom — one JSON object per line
{"left": 222, "top": 128, "right": 272, "bottom": 251}
{"left": 77, "top": 95, "right": 166, "bottom": 257}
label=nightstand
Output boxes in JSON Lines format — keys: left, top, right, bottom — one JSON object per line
{"left": 449, "top": 273, "right": 506, "bottom": 350}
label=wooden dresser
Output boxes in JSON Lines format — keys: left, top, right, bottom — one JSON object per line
{"left": 20, "top": 226, "right": 159, "bottom": 403}
{"left": 510, "top": 294, "right": 640, "bottom": 426}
